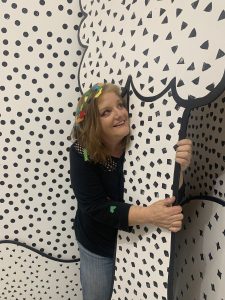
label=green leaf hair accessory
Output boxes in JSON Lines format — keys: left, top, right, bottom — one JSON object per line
{"left": 75, "top": 83, "right": 104, "bottom": 124}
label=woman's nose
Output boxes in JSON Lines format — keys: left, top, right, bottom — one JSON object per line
{"left": 114, "top": 108, "right": 122, "bottom": 118}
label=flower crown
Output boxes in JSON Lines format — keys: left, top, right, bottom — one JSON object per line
{"left": 75, "top": 83, "right": 104, "bottom": 124}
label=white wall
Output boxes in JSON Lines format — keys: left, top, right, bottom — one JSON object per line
{"left": 0, "top": 0, "right": 82, "bottom": 298}
{"left": 1, "top": 0, "right": 225, "bottom": 299}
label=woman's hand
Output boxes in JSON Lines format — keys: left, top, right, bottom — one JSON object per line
{"left": 129, "top": 197, "right": 183, "bottom": 232}
{"left": 175, "top": 138, "right": 192, "bottom": 172}
{"left": 146, "top": 197, "right": 183, "bottom": 232}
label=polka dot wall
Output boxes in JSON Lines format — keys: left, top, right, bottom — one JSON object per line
{"left": 79, "top": 0, "right": 225, "bottom": 99}
{"left": 173, "top": 92, "right": 225, "bottom": 299}
{"left": 1, "top": 0, "right": 225, "bottom": 299}
{"left": 185, "top": 92, "right": 225, "bottom": 203}
{"left": 1, "top": 0, "right": 83, "bottom": 298}
{"left": 113, "top": 93, "right": 185, "bottom": 300}
{"left": 0, "top": 244, "right": 81, "bottom": 299}
{"left": 173, "top": 200, "right": 225, "bottom": 300}
{"left": 77, "top": 0, "right": 225, "bottom": 299}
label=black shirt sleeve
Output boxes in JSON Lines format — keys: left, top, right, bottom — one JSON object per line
{"left": 69, "top": 144, "right": 132, "bottom": 231}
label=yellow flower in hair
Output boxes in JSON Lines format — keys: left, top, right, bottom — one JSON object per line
{"left": 74, "top": 83, "right": 104, "bottom": 124}
{"left": 94, "top": 89, "right": 103, "bottom": 98}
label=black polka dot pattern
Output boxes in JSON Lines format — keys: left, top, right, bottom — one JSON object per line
{"left": 0, "top": 0, "right": 82, "bottom": 260}
{"left": 1, "top": 0, "right": 224, "bottom": 298}
{"left": 172, "top": 92, "right": 225, "bottom": 299}
{"left": 173, "top": 200, "right": 225, "bottom": 300}
{"left": 0, "top": 244, "right": 82, "bottom": 299}
{"left": 77, "top": 1, "right": 225, "bottom": 299}
{"left": 113, "top": 93, "right": 185, "bottom": 299}
{"left": 1, "top": 0, "right": 83, "bottom": 297}
{"left": 184, "top": 92, "right": 225, "bottom": 203}
{"left": 73, "top": 140, "right": 117, "bottom": 171}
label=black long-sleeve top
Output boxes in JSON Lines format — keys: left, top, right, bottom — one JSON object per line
{"left": 69, "top": 141, "right": 132, "bottom": 257}
{"left": 69, "top": 141, "right": 185, "bottom": 258}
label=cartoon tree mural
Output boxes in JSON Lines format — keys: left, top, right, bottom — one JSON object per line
{"left": 78, "top": 0, "right": 225, "bottom": 299}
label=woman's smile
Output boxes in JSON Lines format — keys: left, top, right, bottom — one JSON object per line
{"left": 98, "top": 92, "right": 129, "bottom": 145}
{"left": 113, "top": 120, "right": 126, "bottom": 127}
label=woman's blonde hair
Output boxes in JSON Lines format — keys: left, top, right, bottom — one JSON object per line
{"left": 70, "top": 83, "right": 129, "bottom": 163}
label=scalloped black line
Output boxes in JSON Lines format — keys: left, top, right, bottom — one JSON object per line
{"left": 78, "top": 0, "right": 88, "bottom": 94}
{"left": 78, "top": 2, "right": 225, "bottom": 107}
{"left": 0, "top": 240, "right": 80, "bottom": 263}
{"left": 123, "top": 73, "right": 225, "bottom": 109}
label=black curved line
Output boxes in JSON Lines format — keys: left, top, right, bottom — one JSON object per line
{"left": 167, "top": 194, "right": 225, "bottom": 297}
{"left": 77, "top": 0, "right": 225, "bottom": 107}
{"left": 0, "top": 240, "right": 80, "bottom": 263}
{"left": 126, "top": 75, "right": 175, "bottom": 102}
{"left": 181, "top": 195, "right": 225, "bottom": 206}
{"left": 168, "top": 108, "right": 192, "bottom": 300}
{"left": 167, "top": 232, "right": 176, "bottom": 300}
{"left": 170, "top": 71, "right": 225, "bottom": 108}
{"left": 78, "top": 0, "right": 88, "bottom": 49}
{"left": 78, "top": 0, "right": 88, "bottom": 94}
{"left": 173, "top": 107, "right": 192, "bottom": 204}
{"left": 125, "top": 72, "right": 225, "bottom": 109}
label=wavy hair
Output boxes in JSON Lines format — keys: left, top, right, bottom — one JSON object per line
{"left": 70, "top": 83, "right": 130, "bottom": 163}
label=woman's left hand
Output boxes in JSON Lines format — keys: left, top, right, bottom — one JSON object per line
{"left": 175, "top": 138, "right": 192, "bottom": 172}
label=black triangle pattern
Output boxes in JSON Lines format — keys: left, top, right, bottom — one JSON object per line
{"left": 202, "top": 62, "right": 211, "bottom": 71}
{"left": 216, "top": 49, "right": 225, "bottom": 60}
{"left": 192, "top": 77, "right": 200, "bottom": 85}
{"left": 147, "top": 11, "right": 152, "bottom": 18}
{"left": 171, "top": 45, "right": 178, "bottom": 53}
{"left": 189, "top": 28, "right": 197, "bottom": 38}
{"left": 200, "top": 40, "right": 209, "bottom": 50}
{"left": 160, "top": 8, "right": 166, "bottom": 16}
{"left": 166, "top": 32, "right": 172, "bottom": 40}
{"left": 204, "top": 2, "right": 212, "bottom": 13}
{"left": 218, "top": 10, "right": 225, "bottom": 21}
{"left": 80, "top": 0, "right": 225, "bottom": 103}
{"left": 206, "top": 83, "right": 215, "bottom": 91}
{"left": 153, "top": 34, "right": 159, "bottom": 42}
{"left": 181, "top": 21, "right": 188, "bottom": 30}
{"left": 187, "top": 62, "right": 195, "bottom": 71}
{"left": 162, "top": 16, "right": 168, "bottom": 24}
{"left": 143, "top": 49, "right": 149, "bottom": 56}
{"left": 176, "top": 8, "right": 183, "bottom": 17}
{"left": 191, "top": 0, "right": 199, "bottom": 10}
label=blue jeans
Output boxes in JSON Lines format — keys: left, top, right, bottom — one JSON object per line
{"left": 78, "top": 242, "right": 115, "bottom": 300}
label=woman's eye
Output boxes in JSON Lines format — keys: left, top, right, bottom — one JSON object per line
{"left": 101, "top": 109, "right": 111, "bottom": 117}
{"left": 118, "top": 102, "right": 124, "bottom": 108}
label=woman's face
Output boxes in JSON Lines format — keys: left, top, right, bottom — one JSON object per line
{"left": 98, "top": 92, "right": 129, "bottom": 145}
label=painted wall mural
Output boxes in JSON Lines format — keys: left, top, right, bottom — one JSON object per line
{"left": 78, "top": 0, "right": 225, "bottom": 299}
{"left": 173, "top": 92, "right": 225, "bottom": 300}
{"left": 0, "top": 0, "right": 224, "bottom": 299}
{"left": 0, "top": 0, "right": 82, "bottom": 298}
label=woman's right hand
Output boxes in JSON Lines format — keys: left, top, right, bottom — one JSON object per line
{"left": 128, "top": 197, "right": 183, "bottom": 232}
{"left": 146, "top": 197, "right": 183, "bottom": 232}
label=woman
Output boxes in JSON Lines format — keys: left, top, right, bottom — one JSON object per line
{"left": 69, "top": 83, "right": 192, "bottom": 300}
